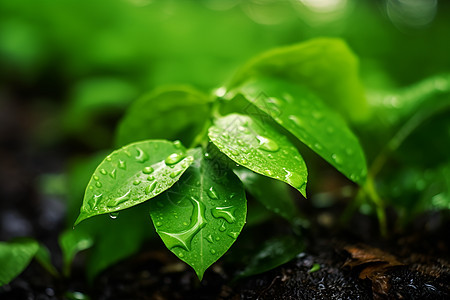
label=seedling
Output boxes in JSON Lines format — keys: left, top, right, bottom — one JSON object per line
{"left": 74, "top": 38, "right": 369, "bottom": 280}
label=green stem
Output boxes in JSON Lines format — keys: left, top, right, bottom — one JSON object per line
{"left": 189, "top": 100, "right": 221, "bottom": 149}
{"left": 364, "top": 177, "right": 387, "bottom": 237}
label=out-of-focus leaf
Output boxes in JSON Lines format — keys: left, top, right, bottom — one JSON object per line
{"left": 237, "top": 235, "right": 304, "bottom": 279}
{"left": 236, "top": 78, "right": 367, "bottom": 184}
{"left": 59, "top": 230, "right": 94, "bottom": 276}
{"left": 75, "top": 140, "right": 194, "bottom": 225}
{"left": 35, "top": 244, "right": 58, "bottom": 277}
{"left": 234, "top": 168, "right": 299, "bottom": 221}
{"left": 209, "top": 113, "right": 308, "bottom": 196}
{"left": 115, "top": 86, "right": 212, "bottom": 147}
{"left": 149, "top": 148, "right": 247, "bottom": 280}
{"left": 228, "top": 38, "right": 369, "bottom": 122}
{"left": 0, "top": 238, "right": 39, "bottom": 286}
{"left": 63, "top": 77, "right": 138, "bottom": 133}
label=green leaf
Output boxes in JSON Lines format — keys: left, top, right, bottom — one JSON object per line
{"left": 85, "top": 204, "right": 154, "bottom": 281}
{"left": 59, "top": 229, "right": 94, "bottom": 276}
{"left": 234, "top": 168, "right": 299, "bottom": 221}
{"left": 367, "top": 73, "right": 450, "bottom": 128}
{"left": 35, "top": 244, "right": 59, "bottom": 277}
{"left": 75, "top": 140, "right": 194, "bottom": 226}
{"left": 237, "top": 78, "right": 367, "bottom": 184}
{"left": 149, "top": 148, "right": 247, "bottom": 280}
{"left": 115, "top": 85, "right": 212, "bottom": 147}
{"left": 208, "top": 113, "right": 308, "bottom": 196}
{"left": 228, "top": 38, "right": 369, "bottom": 123}
{"left": 237, "top": 235, "right": 304, "bottom": 279}
{"left": 0, "top": 238, "right": 39, "bottom": 286}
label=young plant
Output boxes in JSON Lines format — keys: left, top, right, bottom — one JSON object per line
{"left": 74, "top": 38, "right": 369, "bottom": 280}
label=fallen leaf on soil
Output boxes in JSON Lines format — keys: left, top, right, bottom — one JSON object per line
{"left": 343, "top": 245, "right": 405, "bottom": 299}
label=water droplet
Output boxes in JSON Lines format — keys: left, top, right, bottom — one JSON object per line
{"left": 90, "top": 194, "right": 102, "bottom": 208}
{"left": 210, "top": 249, "right": 216, "bottom": 254}
{"left": 100, "top": 169, "right": 107, "bottom": 175}
{"left": 284, "top": 169, "right": 305, "bottom": 189}
{"left": 178, "top": 252, "right": 184, "bottom": 258}
{"left": 93, "top": 175, "right": 99, "bottom": 181}
{"left": 109, "top": 212, "right": 119, "bottom": 219}
{"left": 219, "top": 222, "right": 226, "bottom": 232}
{"left": 207, "top": 187, "right": 219, "bottom": 200}
{"left": 107, "top": 190, "right": 131, "bottom": 207}
{"left": 211, "top": 206, "right": 236, "bottom": 223}
{"left": 267, "top": 154, "right": 274, "bottom": 159}
{"left": 158, "top": 197, "right": 207, "bottom": 251}
{"left": 110, "top": 169, "right": 117, "bottom": 179}
{"left": 118, "top": 160, "right": 126, "bottom": 170}
{"left": 331, "top": 154, "right": 343, "bottom": 165}
{"left": 205, "top": 234, "right": 214, "bottom": 243}
{"left": 237, "top": 140, "right": 245, "bottom": 146}
{"left": 124, "top": 148, "right": 132, "bottom": 157}
{"left": 145, "top": 181, "right": 157, "bottom": 194}
{"left": 174, "top": 140, "right": 182, "bottom": 149}
{"left": 147, "top": 175, "right": 155, "bottom": 181}
{"left": 263, "top": 169, "right": 273, "bottom": 176}
{"left": 230, "top": 148, "right": 239, "bottom": 156}
{"left": 106, "top": 156, "right": 112, "bottom": 162}
{"left": 135, "top": 147, "right": 149, "bottom": 163}
{"left": 133, "top": 180, "right": 141, "bottom": 186}
{"left": 314, "top": 143, "right": 323, "bottom": 150}
{"left": 204, "top": 152, "right": 210, "bottom": 159}
{"left": 215, "top": 236, "right": 220, "bottom": 241}
{"left": 165, "top": 153, "right": 185, "bottom": 165}
{"left": 289, "top": 115, "right": 303, "bottom": 127}
{"left": 156, "top": 221, "right": 162, "bottom": 227}
{"left": 143, "top": 166, "right": 154, "bottom": 174}
{"left": 256, "top": 135, "right": 279, "bottom": 152}
{"left": 228, "top": 232, "right": 239, "bottom": 239}
{"left": 95, "top": 182, "right": 102, "bottom": 188}
{"left": 170, "top": 169, "right": 183, "bottom": 178}
{"left": 88, "top": 186, "right": 94, "bottom": 190}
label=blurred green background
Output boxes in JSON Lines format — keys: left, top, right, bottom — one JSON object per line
{"left": 1, "top": 0, "right": 449, "bottom": 151}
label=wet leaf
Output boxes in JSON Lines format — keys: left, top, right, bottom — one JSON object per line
{"left": 234, "top": 168, "right": 299, "bottom": 221}
{"left": 115, "top": 85, "right": 212, "bottom": 147}
{"left": 149, "top": 148, "right": 247, "bottom": 280}
{"left": 59, "top": 229, "right": 94, "bottom": 276}
{"left": 237, "top": 78, "right": 367, "bottom": 184}
{"left": 0, "top": 238, "right": 39, "bottom": 286}
{"left": 237, "top": 235, "right": 304, "bottom": 279}
{"left": 209, "top": 113, "right": 308, "bottom": 196}
{"left": 228, "top": 38, "right": 369, "bottom": 122}
{"left": 75, "top": 140, "right": 194, "bottom": 226}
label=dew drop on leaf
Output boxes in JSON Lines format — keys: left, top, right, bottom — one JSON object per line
{"left": 143, "top": 166, "right": 154, "bottom": 174}
{"left": 256, "top": 135, "right": 280, "bottom": 152}
{"left": 93, "top": 175, "right": 99, "bottom": 181}
{"left": 110, "top": 169, "right": 117, "bottom": 179}
{"left": 332, "top": 154, "right": 343, "bottom": 165}
{"left": 157, "top": 197, "right": 207, "bottom": 251}
{"left": 133, "top": 180, "right": 141, "bottom": 186}
{"left": 211, "top": 207, "right": 236, "bottom": 223}
{"left": 95, "top": 182, "right": 102, "bottom": 188}
{"left": 227, "top": 232, "right": 239, "bottom": 239}
{"left": 118, "top": 160, "right": 126, "bottom": 170}
{"left": 100, "top": 169, "right": 107, "bottom": 175}
{"left": 165, "top": 153, "right": 185, "bottom": 165}
{"left": 135, "top": 147, "right": 149, "bottom": 163}
{"left": 170, "top": 169, "right": 183, "bottom": 178}
{"left": 109, "top": 212, "right": 119, "bottom": 219}
{"left": 145, "top": 181, "right": 157, "bottom": 194}
{"left": 207, "top": 187, "right": 219, "bottom": 200}
{"left": 210, "top": 249, "right": 216, "bottom": 255}
{"left": 219, "top": 221, "right": 226, "bottom": 232}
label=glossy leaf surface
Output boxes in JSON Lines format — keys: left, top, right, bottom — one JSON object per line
{"left": 228, "top": 38, "right": 368, "bottom": 122}
{"left": 149, "top": 148, "right": 247, "bottom": 280}
{"left": 115, "top": 86, "right": 212, "bottom": 147}
{"left": 237, "top": 78, "right": 367, "bottom": 184}
{"left": 209, "top": 113, "right": 308, "bottom": 196}
{"left": 59, "top": 230, "right": 94, "bottom": 276}
{"left": 75, "top": 140, "right": 194, "bottom": 225}
{"left": 0, "top": 238, "right": 39, "bottom": 286}
{"left": 237, "top": 235, "right": 304, "bottom": 278}
{"left": 234, "top": 168, "right": 299, "bottom": 221}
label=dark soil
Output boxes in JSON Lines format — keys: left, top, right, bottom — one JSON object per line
{"left": 1, "top": 96, "right": 449, "bottom": 300}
